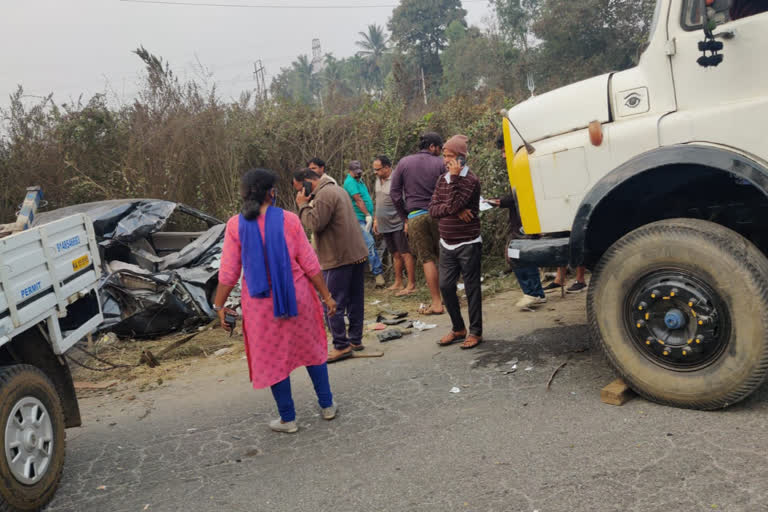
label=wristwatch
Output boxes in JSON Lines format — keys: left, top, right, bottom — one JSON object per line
{"left": 212, "top": 304, "right": 224, "bottom": 312}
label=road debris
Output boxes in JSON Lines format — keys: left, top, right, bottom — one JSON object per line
{"left": 546, "top": 360, "right": 569, "bottom": 391}
{"left": 413, "top": 321, "right": 437, "bottom": 331}
{"left": 450, "top": 387, "right": 461, "bottom": 394}
{"left": 377, "top": 329, "right": 408, "bottom": 342}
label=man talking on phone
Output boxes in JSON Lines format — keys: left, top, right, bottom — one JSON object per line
{"left": 293, "top": 168, "right": 369, "bottom": 363}
{"left": 429, "top": 135, "right": 484, "bottom": 350}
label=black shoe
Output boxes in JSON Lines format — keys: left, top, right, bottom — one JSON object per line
{"left": 542, "top": 282, "right": 564, "bottom": 294}
{"left": 566, "top": 282, "right": 588, "bottom": 294}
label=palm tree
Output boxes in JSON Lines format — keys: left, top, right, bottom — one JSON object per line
{"left": 322, "top": 54, "right": 351, "bottom": 99}
{"left": 290, "top": 55, "right": 315, "bottom": 104}
{"left": 355, "top": 24, "right": 389, "bottom": 92}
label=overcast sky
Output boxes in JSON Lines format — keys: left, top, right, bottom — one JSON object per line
{"left": 1, "top": 0, "right": 493, "bottom": 108}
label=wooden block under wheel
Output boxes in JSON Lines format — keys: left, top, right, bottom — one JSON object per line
{"left": 601, "top": 378, "right": 635, "bottom": 406}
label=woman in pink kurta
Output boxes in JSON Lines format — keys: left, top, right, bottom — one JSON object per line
{"left": 214, "top": 169, "right": 338, "bottom": 434}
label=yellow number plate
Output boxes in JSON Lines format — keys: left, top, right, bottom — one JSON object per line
{"left": 71, "top": 255, "right": 90, "bottom": 272}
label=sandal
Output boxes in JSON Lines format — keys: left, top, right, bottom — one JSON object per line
{"left": 350, "top": 343, "right": 365, "bottom": 352}
{"left": 328, "top": 347, "right": 353, "bottom": 363}
{"left": 437, "top": 330, "right": 467, "bottom": 347}
{"left": 418, "top": 304, "right": 445, "bottom": 315}
{"left": 395, "top": 287, "right": 417, "bottom": 297}
{"left": 460, "top": 335, "right": 483, "bottom": 350}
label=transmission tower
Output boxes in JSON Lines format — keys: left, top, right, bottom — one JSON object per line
{"left": 311, "top": 38, "right": 325, "bottom": 74}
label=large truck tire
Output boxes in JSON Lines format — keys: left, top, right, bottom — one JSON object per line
{"left": 0, "top": 365, "right": 66, "bottom": 511}
{"left": 587, "top": 218, "right": 768, "bottom": 410}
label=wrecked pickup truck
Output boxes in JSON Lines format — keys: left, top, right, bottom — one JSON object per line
{"left": 33, "top": 199, "right": 225, "bottom": 339}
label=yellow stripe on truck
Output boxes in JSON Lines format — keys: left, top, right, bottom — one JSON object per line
{"left": 502, "top": 117, "right": 516, "bottom": 188}
{"left": 503, "top": 117, "right": 542, "bottom": 235}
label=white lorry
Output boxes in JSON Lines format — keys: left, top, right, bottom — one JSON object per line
{"left": 502, "top": 0, "right": 768, "bottom": 409}
{"left": 0, "top": 213, "right": 102, "bottom": 510}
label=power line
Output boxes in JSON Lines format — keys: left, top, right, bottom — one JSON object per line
{"left": 119, "top": 0, "right": 485, "bottom": 8}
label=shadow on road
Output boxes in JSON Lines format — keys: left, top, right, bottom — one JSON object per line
{"left": 472, "top": 324, "right": 593, "bottom": 367}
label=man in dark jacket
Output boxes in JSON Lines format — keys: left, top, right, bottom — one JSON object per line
{"left": 294, "top": 169, "right": 369, "bottom": 363}
{"left": 429, "top": 135, "right": 483, "bottom": 350}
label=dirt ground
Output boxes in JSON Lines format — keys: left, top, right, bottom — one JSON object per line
{"left": 69, "top": 268, "right": 525, "bottom": 398}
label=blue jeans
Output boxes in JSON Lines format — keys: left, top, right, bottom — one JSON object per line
{"left": 270, "top": 363, "right": 333, "bottom": 422}
{"left": 358, "top": 220, "right": 383, "bottom": 276}
{"left": 514, "top": 266, "right": 545, "bottom": 298}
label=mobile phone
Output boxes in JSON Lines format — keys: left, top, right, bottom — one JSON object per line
{"left": 303, "top": 181, "right": 313, "bottom": 197}
{"left": 224, "top": 311, "right": 237, "bottom": 337}
{"left": 458, "top": 155, "right": 466, "bottom": 167}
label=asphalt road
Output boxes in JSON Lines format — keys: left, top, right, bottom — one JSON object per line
{"left": 46, "top": 291, "right": 768, "bottom": 512}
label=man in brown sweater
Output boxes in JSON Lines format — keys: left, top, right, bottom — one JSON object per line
{"left": 428, "top": 135, "right": 483, "bottom": 350}
{"left": 293, "top": 169, "right": 369, "bottom": 363}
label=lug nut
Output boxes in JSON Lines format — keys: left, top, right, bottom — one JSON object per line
{"left": 651, "top": 290, "right": 660, "bottom": 299}
{"left": 638, "top": 302, "right": 648, "bottom": 311}
{"left": 636, "top": 320, "right": 646, "bottom": 329}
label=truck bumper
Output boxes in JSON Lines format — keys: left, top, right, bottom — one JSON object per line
{"left": 507, "top": 237, "right": 570, "bottom": 268}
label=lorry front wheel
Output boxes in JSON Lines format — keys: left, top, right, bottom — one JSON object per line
{"left": 588, "top": 218, "right": 768, "bottom": 410}
{"left": 0, "top": 365, "right": 65, "bottom": 511}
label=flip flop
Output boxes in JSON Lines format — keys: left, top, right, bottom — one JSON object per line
{"left": 418, "top": 304, "right": 445, "bottom": 316}
{"left": 437, "top": 331, "right": 467, "bottom": 347}
{"left": 460, "top": 335, "right": 483, "bottom": 350}
{"left": 395, "top": 288, "right": 417, "bottom": 297}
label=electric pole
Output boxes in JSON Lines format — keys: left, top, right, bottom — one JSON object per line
{"left": 253, "top": 59, "right": 267, "bottom": 101}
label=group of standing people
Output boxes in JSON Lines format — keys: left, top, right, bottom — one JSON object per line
{"left": 211, "top": 129, "right": 585, "bottom": 433}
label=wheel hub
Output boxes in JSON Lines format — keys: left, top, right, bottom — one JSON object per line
{"left": 4, "top": 397, "right": 53, "bottom": 485}
{"left": 627, "top": 270, "right": 729, "bottom": 370}
{"left": 664, "top": 309, "right": 687, "bottom": 330}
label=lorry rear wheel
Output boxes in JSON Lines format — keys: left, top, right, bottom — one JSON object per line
{"left": 587, "top": 218, "right": 768, "bottom": 410}
{"left": 0, "top": 365, "right": 65, "bottom": 511}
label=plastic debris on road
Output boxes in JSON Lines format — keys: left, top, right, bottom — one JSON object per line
{"left": 413, "top": 321, "right": 437, "bottom": 331}
{"left": 450, "top": 387, "right": 461, "bottom": 394}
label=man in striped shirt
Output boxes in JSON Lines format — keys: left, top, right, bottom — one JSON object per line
{"left": 429, "top": 135, "right": 483, "bottom": 350}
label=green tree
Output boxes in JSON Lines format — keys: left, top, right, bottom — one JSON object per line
{"left": 532, "top": 0, "right": 656, "bottom": 90}
{"left": 492, "top": 0, "right": 541, "bottom": 52}
{"left": 387, "top": 0, "right": 467, "bottom": 79}
{"left": 356, "top": 24, "right": 390, "bottom": 93}
{"left": 439, "top": 23, "right": 492, "bottom": 96}
{"left": 270, "top": 55, "right": 319, "bottom": 104}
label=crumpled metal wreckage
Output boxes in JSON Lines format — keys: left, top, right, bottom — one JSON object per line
{"left": 34, "top": 199, "right": 230, "bottom": 338}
